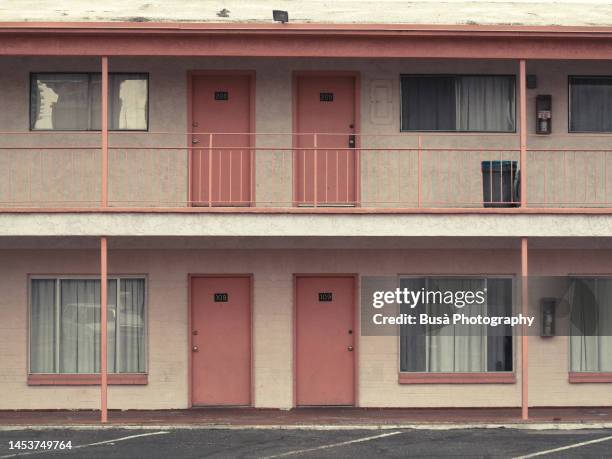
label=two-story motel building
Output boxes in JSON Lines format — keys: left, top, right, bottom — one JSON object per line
{"left": 1, "top": 1, "right": 612, "bottom": 421}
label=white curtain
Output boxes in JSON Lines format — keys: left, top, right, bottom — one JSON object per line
{"left": 113, "top": 77, "right": 148, "bottom": 130}
{"left": 456, "top": 76, "right": 515, "bottom": 132}
{"left": 59, "top": 280, "right": 101, "bottom": 373}
{"left": 117, "top": 279, "right": 146, "bottom": 373}
{"left": 31, "top": 73, "right": 147, "bottom": 130}
{"left": 30, "top": 280, "right": 56, "bottom": 373}
{"left": 428, "top": 278, "right": 487, "bottom": 372}
{"left": 570, "top": 278, "right": 612, "bottom": 372}
{"left": 30, "top": 278, "right": 147, "bottom": 374}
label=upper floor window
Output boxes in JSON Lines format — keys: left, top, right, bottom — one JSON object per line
{"left": 400, "top": 75, "right": 516, "bottom": 132}
{"left": 30, "top": 73, "right": 148, "bottom": 131}
{"left": 400, "top": 277, "right": 513, "bottom": 373}
{"left": 569, "top": 277, "right": 612, "bottom": 372}
{"left": 569, "top": 76, "right": 612, "bottom": 133}
{"left": 30, "top": 277, "right": 146, "bottom": 374}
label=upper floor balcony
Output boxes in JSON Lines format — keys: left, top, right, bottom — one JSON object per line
{"left": 0, "top": 130, "right": 610, "bottom": 212}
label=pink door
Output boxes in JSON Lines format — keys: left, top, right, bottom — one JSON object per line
{"left": 296, "top": 276, "right": 355, "bottom": 406}
{"left": 191, "top": 277, "right": 251, "bottom": 406}
{"left": 295, "top": 75, "right": 357, "bottom": 206}
{"left": 191, "top": 74, "right": 252, "bottom": 206}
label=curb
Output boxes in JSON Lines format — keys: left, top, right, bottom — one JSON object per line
{"left": 1, "top": 422, "right": 612, "bottom": 431}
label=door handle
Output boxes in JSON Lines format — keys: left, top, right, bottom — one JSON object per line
{"left": 192, "top": 138, "right": 200, "bottom": 144}
{"left": 192, "top": 346, "right": 199, "bottom": 352}
{"left": 348, "top": 346, "right": 354, "bottom": 351}
{"left": 348, "top": 134, "right": 356, "bottom": 148}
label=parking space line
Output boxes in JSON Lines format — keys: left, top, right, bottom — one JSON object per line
{"left": 260, "top": 430, "right": 404, "bottom": 458}
{"left": 513, "top": 434, "right": 612, "bottom": 458}
{"left": 0, "top": 431, "right": 169, "bottom": 458}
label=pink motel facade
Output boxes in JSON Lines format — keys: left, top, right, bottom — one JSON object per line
{"left": 1, "top": 21, "right": 612, "bottom": 420}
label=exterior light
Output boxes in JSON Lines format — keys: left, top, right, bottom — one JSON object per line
{"left": 273, "top": 10, "right": 289, "bottom": 23}
{"left": 541, "top": 298, "right": 556, "bottom": 337}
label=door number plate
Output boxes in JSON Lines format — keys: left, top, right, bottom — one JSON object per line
{"left": 214, "top": 293, "right": 229, "bottom": 302}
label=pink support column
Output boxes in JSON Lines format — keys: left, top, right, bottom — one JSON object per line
{"left": 100, "top": 236, "right": 108, "bottom": 423}
{"left": 101, "top": 56, "right": 109, "bottom": 207}
{"left": 100, "top": 56, "right": 109, "bottom": 424}
{"left": 519, "top": 60, "right": 527, "bottom": 207}
{"left": 521, "top": 237, "right": 529, "bottom": 420}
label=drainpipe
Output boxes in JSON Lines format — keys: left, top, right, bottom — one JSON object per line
{"left": 519, "top": 60, "right": 527, "bottom": 208}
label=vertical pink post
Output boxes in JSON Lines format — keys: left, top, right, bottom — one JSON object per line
{"left": 417, "top": 135, "right": 422, "bottom": 207}
{"left": 313, "top": 133, "right": 318, "bottom": 207}
{"left": 100, "top": 236, "right": 108, "bottom": 423}
{"left": 519, "top": 60, "right": 527, "bottom": 208}
{"left": 521, "top": 236, "right": 529, "bottom": 420}
{"left": 101, "top": 57, "right": 109, "bottom": 207}
{"left": 208, "top": 134, "right": 213, "bottom": 207}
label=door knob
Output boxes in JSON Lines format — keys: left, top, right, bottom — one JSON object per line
{"left": 192, "top": 346, "right": 199, "bottom": 352}
{"left": 192, "top": 138, "right": 200, "bottom": 144}
{"left": 348, "top": 135, "right": 356, "bottom": 148}
{"left": 348, "top": 346, "right": 354, "bottom": 351}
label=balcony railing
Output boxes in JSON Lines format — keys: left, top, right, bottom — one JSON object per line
{"left": 0, "top": 132, "right": 611, "bottom": 211}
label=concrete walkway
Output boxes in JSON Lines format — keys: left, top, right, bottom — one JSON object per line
{"left": 1, "top": 407, "right": 612, "bottom": 429}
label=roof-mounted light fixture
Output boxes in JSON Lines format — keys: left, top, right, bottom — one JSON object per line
{"left": 273, "top": 10, "right": 289, "bottom": 24}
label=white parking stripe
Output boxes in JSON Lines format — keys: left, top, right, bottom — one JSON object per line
{"left": 0, "top": 431, "right": 169, "bottom": 458}
{"left": 513, "top": 434, "right": 612, "bottom": 459}
{"left": 261, "top": 430, "right": 404, "bottom": 458}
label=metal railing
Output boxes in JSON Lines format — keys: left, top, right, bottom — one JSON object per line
{"left": 0, "top": 131, "right": 610, "bottom": 210}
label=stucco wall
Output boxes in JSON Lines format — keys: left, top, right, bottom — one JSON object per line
{"left": 1, "top": 247, "right": 612, "bottom": 410}
{"left": 1, "top": 57, "right": 612, "bottom": 208}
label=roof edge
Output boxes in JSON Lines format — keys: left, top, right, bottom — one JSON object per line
{"left": 1, "top": 21, "right": 612, "bottom": 36}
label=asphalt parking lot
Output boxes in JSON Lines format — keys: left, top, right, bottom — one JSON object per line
{"left": 1, "top": 428, "right": 612, "bottom": 458}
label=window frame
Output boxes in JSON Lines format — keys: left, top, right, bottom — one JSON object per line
{"left": 27, "top": 274, "right": 149, "bottom": 381}
{"left": 397, "top": 274, "right": 516, "bottom": 384}
{"left": 29, "top": 72, "right": 150, "bottom": 132}
{"left": 568, "top": 75, "right": 612, "bottom": 134}
{"left": 399, "top": 73, "right": 518, "bottom": 134}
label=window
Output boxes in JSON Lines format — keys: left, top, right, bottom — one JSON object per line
{"left": 569, "top": 76, "right": 612, "bottom": 132}
{"left": 30, "top": 277, "right": 146, "bottom": 374}
{"left": 30, "top": 73, "right": 148, "bottom": 131}
{"left": 400, "top": 75, "right": 516, "bottom": 132}
{"left": 569, "top": 278, "right": 612, "bottom": 372}
{"left": 400, "top": 277, "right": 513, "bottom": 373}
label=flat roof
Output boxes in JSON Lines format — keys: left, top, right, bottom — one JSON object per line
{"left": 1, "top": 0, "right": 611, "bottom": 27}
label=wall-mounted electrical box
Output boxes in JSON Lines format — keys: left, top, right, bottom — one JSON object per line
{"left": 541, "top": 297, "right": 556, "bottom": 337}
{"left": 536, "top": 95, "right": 552, "bottom": 135}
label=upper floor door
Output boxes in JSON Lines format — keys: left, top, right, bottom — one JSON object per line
{"left": 295, "top": 75, "right": 358, "bottom": 206}
{"left": 190, "top": 73, "right": 253, "bottom": 206}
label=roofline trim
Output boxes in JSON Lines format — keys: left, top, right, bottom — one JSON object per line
{"left": 2, "top": 21, "right": 612, "bottom": 37}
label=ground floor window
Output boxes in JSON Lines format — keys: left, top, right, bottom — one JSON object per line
{"left": 30, "top": 277, "right": 146, "bottom": 374}
{"left": 570, "top": 278, "right": 612, "bottom": 372}
{"left": 399, "top": 277, "right": 513, "bottom": 373}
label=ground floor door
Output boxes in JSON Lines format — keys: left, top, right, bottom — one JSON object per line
{"left": 295, "top": 75, "right": 357, "bottom": 206}
{"left": 191, "top": 276, "right": 251, "bottom": 406}
{"left": 190, "top": 74, "right": 253, "bottom": 206}
{"left": 295, "top": 276, "right": 355, "bottom": 406}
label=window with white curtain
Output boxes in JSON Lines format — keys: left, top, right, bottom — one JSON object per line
{"left": 30, "top": 277, "right": 146, "bottom": 374}
{"left": 400, "top": 277, "right": 513, "bottom": 373}
{"left": 569, "top": 76, "right": 612, "bottom": 132}
{"left": 400, "top": 75, "right": 516, "bottom": 132}
{"left": 569, "top": 278, "right": 612, "bottom": 372}
{"left": 30, "top": 73, "right": 148, "bottom": 131}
